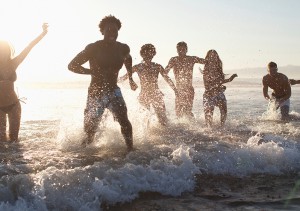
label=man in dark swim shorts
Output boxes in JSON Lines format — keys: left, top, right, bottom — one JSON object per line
{"left": 68, "top": 15, "right": 137, "bottom": 150}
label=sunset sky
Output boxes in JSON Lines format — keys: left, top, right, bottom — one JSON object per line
{"left": 0, "top": 0, "right": 299, "bottom": 82}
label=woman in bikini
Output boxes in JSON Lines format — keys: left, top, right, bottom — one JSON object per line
{"left": 202, "top": 50, "right": 237, "bottom": 127}
{"left": 0, "top": 23, "right": 48, "bottom": 142}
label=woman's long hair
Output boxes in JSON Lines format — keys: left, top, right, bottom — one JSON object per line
{"left": 203, "top": 49, "right": 224, "bottom": 80}
{"left": 0, "top": 40, "right": 14, "bottom": 66}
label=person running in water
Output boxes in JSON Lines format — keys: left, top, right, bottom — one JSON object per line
{"left": 119, "top": 44, "right": 177, "bottom": 125}
{"left": 262, "top": 62, "right": 291, "bottom": 120}
{"left": 165, "top": 41, "right": 205, "bottom": 118}
{"left": 0, "top": 23, "right": 48, "bottom": 142}
{"left": 202, "top": 49, "right": 237, "bottom": 127}
{"left": 68, "top": 15, "right": 137, "bottom": 150}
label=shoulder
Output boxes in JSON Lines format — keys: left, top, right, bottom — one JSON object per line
{"left": 262, "top": 74, "right": 269, "bottom": 80}
{"left": 169, "top": 56, "right": 177, "bottom": 63}
{"left": 84, "top": 41, "right": 101, "bottom": 52}
{"left": 190, "top": 55, "right": 200, "bottom": 61}
{"left": 133, "top": 63, "right": 141, "bottom": 69}
{"left": 278, "top": 73, "right": 288, "bottom": 80}
{"left": 262, "top": 74, "right": 270, "bottom": 83}
{"left": 118, "top": 42, "right": 130, "bottom": 54}
{"left": 154, "top": 63, "right": 164, "bottom": 69}
{"left": 133, "top": 63, "right": 143, "bottom": 71}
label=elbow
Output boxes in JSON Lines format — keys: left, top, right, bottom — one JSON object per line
{"left": 68, "top": 63, "right": 75, "bottom": 72}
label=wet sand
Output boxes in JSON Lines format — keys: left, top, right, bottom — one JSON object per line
{"left": 105, "top": 173, "right": 300, "bottom": 211}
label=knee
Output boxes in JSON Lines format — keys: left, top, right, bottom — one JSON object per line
{"left": 120, "top": 118, "right": 131, "bottom": 127}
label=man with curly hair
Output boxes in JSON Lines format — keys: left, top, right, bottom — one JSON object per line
{"left": 165, "top": 42, "right": 206, "bottom": 118}
{"left": 68, "top": 15, "right": 137, "bottom": 151}
{"left": 119, "top": 44, "right": 177, "bottom": 126}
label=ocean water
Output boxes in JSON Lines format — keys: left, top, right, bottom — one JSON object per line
{"left": 0, "top": 79, "right": 300, "bottom": 211}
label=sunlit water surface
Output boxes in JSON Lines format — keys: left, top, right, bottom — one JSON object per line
{"left": 1, "top": 80, "right": 300, "bottom": 210}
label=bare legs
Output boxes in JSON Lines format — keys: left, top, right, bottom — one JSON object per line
{"left": 0, "top": 102, "right": 21, "bottom": 142}
{"left": 83, "top": 90, "right": 134, "bottom": 151}
{"left": 0, "top": 111, "right": 6, "bottom": 141}
{"left": 218, "top": 100, "right": 227, "bottom": 127}
{"left": 203, "top": 95, "right": 227, "bottom": 127}
{"left": 280, "top": 105, "right": 289, "bottom": 120}
{"left": 175, "top": 87, "right": 195, "bottom": 118}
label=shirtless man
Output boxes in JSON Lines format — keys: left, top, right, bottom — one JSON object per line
{"left": 262, "top": 62, "right": 291, "bottom": 119}
{"left": 119, "top": 44, "right": 177, "bottom": 125}
{"left": 165, "top": 41, "right": 205, "bottom": 118}
{"left": 68, "top": 15, "right": 137, "bottom": 150}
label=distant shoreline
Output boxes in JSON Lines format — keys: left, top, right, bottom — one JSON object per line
{"left": 15, "top": 64, "right": 299, "bottom": 89}
{"left": 16, "top": 78, "right": 264, "bottom": 89}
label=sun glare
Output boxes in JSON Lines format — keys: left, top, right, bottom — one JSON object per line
{"left": 0, "top": 0, "right": 85, "bottom": 83}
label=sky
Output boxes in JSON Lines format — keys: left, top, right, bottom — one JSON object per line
{"left": 0, "top": 0, "right": 299, "bottom": 82}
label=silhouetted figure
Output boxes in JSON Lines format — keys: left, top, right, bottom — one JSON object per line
{"left": 202, "top": 50, "right": 237, "bottom": 127}
{"left": 289, "top": 79, "right": 300, "bottom": 85}
{"left": 68, "top": 15, "right": 137, "bottom": 151}
{"left": 119, "top": 44, "right": 177, "bottom": 125}
{"left": 263, "top": 62, "right": 291, "bottom": 120}
{"left": 165, "top": 42, "right": 205, "bottom": 118}
{"left": 0, "top": 23, "right": 48, "bottom": 142}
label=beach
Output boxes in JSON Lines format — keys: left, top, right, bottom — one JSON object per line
{"left": 0, "top": 80, "right": 300, "bottom": 210}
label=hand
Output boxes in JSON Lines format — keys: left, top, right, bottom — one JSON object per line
{"left": 118, "top": 74, "right": 128, "bottom": 83}
{"left": 230, "top": 74, "right": 238, "bottom": 81}
{"left": 42, "top": 23, "right": 49, "bottom": 33}
{"left": 129, "top": 79, "right": 138, "bottom": 91}
{"left": 289, "top": 79, "right": 296, "bottom": 85}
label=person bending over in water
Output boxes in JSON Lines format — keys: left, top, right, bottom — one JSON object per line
{"left": 202, "top": 50, "right": 237, "bottom": 127}
{"left": 262, "top": 62, "right": 291, "bottom": 120}
{"left": 68, "top": 15, "right": 137, "bottom": 150}
{"left": 165, "top": 41, "right": 206, "bottom": 118}
{"left": 289, "top": 79, "right": 300, "bottom": 85}
{"left": 119, "top": 44, "right": 177, "bottom": 126}
{"left": 0, "top": 23, "right": 48, "bottom": 142}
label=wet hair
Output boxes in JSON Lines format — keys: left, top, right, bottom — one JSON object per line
{"left": 176, "top": 41, "right": 187, "bottom": 49}
{"left": 98, "top": 15, "right": 122, "bottom": 34}
{"left": 204, "top": 49, "right": 224, "bottom": 78}
{"left": 140, "top": 44, "right": 156, "bottom": 58}
{"left": 268, "top": 61, "right": 277, "bottom": 69}
{"left": 0, "top": 40, "right": 14, "bottom": 65}
{"left": 205, "top": 50, "right": 222, "bottom": 66}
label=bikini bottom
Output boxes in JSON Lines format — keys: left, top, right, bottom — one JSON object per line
{"left": 0, "top": 101, "right": 19, "bottom": 114}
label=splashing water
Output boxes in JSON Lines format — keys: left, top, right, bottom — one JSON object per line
{"left": 0, "top": 83, "right": 300, "bottom": 210}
